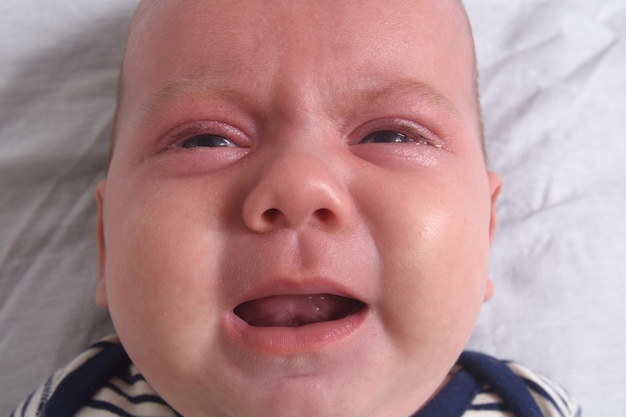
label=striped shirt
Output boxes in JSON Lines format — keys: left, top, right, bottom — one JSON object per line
{"left": 10, "top": 336, "right": 581, "bottom": 417}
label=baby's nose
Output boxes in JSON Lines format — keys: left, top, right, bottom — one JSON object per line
{"left": 242, "top": 150, "right": 352, "bottom": 233}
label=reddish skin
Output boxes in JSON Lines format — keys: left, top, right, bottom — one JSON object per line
{"left": 96, "top": 1, "right": 502, "bottom": 416}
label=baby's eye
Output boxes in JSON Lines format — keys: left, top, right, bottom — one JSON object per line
{"left": 360, "top": 131, "right": 411, "bottom": 144}
{"left": 181, "top": 134, "right": 236, "bottom": 148}
{"left": 359, "top": 130, "right": 433, "bottom": 146}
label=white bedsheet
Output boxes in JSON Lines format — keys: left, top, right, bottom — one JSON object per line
{"left": 1, "top": 1, "right": 624, "bottom": 415}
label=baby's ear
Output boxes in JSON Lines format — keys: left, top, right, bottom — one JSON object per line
{"left": 487, "top": 172, "right": 503, "bottom": 246}
{"left": 484, "top": 172, "right": 502, "bottom": 302}
{"left": 95, "top": 180, "right": 108, "bottom": 309}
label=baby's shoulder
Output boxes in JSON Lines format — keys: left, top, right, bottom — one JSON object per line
{"left": 501, "top": 358, "right": 582, "bottom": 417}
{"left": 9, "top": 335, "right": 120, "bottom": 417}
{"left": 8, "top": 336, "right": 177, "bottom": 417}
{"left": 419, "top": 351, "right": 581, "bottom": 417}
{"left": 458, "top": 351, "right": 582, "bottom": 417}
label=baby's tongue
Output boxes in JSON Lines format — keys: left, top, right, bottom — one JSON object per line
{"left": 234, "top": 294, "right": 363, "bottom": 327}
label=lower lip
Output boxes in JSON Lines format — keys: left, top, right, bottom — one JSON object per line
{"left": 224, "top": 307, "right": 368, "bottom": 354}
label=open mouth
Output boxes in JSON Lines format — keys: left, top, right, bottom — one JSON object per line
{"left": 234, "top": 294, "right": 366, "bottom": 327}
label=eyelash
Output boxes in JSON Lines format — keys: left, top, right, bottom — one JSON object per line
{"left": 164, "top": 122, "right": 244, "bottom": 150}
{"left": 354, "top": 120, "right": 443, "bottom": 149}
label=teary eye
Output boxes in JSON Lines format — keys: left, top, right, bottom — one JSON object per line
{"left": 360, "top": 131, "right": 411, "bottom": 144}
{"left": 359, "top": 129, "right": 435, "bottom": 147}
{"left": 182, "top": 134, "right": 236, "bottom": 148}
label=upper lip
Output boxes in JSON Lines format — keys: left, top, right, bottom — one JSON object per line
{"left": 232, "top": 276, "right": 367, "bottom": 309}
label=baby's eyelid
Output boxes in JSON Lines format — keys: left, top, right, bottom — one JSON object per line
{"left": 164, "top": 121, "right": 249, "bottom": 150}
{"left": 353, "top": 119, "right": 443, "bottom": 148}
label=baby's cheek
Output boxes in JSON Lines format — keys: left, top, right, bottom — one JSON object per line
{"left": 105, "top": 182, "right": 223, "bottom": 327}
{"left": 373, "top": 189, "right": 487, "bottom": 343}
{"left": 107, "top": 211, "right": 225, "bottom": 380}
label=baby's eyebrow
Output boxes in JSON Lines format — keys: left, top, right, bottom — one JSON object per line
{"left": 139, "top": 75, "right": 259, "bottom": 122}
{"left": 138, "top": 74, "right": 461, "bottom": 124}
{"left": 348, "top": 79, "right": 462, "bottom": 119}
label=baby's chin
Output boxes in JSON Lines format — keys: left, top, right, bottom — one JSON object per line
{"left": 146, "top": 325, "right": 452, "bottom": 417}
{"left": 175, "top": 370, "right": 429, "bottom": 417}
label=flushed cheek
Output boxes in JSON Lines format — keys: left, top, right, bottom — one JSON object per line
{"left": 365, "top": 182, "right": 491, "bottom": 353}
{"left": 102, "top": 180, "right": 228, "bottom": 374}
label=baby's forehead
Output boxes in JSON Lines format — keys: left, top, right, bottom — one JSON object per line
{"left": 112, "top": 0, "right": 481, "bottom": 157}
{"left": 124, "top": 0, "right": 476, "bottom": 94}
{"left": 130, "top": 0, "right": 472, "bottom": 41}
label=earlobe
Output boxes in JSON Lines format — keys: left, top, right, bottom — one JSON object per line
{"left": 95, "top": 180, "right": 108, "bottom": 309}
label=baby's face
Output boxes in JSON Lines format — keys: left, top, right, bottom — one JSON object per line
{"left": 97, "top": 1, "right": 501, "bottom": 416}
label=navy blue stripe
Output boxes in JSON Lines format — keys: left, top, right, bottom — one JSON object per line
{"left": 44, "top": 344, "right": 132, "bottom": 417}
{"left": 412, "top": 369, "right": 482, "bottom": 417}
{"left": 89, "top": 340, "right": 118, "bottom": 350}
{"left": 19, "top": 391, "right": 34, "bottom": 417}
{"left": 523, "top": 377, "right": 565, "bottom": 417}
{"left": 459, "top": 352, "right": 543, "bottom": 417}
{"left": 469, "top": 402, "right": 509, "bottom": 411}
{"left": 38, "top": 377, "right": 54, "bottom": 417}
{"left": 116, "top": 372, "right": 147, "bottom": 386}
{"left": 88, "top": 400, "right": 136, "bottom": 417}
{"left": 103, "top": 381, "right": 169, "bottom": 405}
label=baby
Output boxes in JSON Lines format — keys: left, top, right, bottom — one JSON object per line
{"left": 11, "top": 1, "right": 581, "bottom": 416}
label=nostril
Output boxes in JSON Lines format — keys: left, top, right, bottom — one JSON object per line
{"left": 262, "top": 208, "right": 282, "bottom": 223}
{"left": 314, "top": 208, "right": 335, "bottom": 224}
{"left": 257, "top": 207, "right": 336, "bottom": 230}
